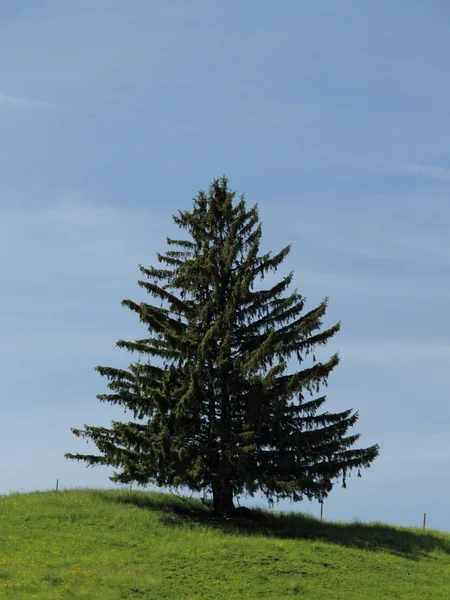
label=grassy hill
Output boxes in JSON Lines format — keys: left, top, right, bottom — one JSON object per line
{"left": 0, "top": 489, "right": 449, "bottom": 599}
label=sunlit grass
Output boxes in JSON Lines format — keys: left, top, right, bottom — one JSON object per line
{"left": 0, "top": 488, "right": 449, "bottom": 598}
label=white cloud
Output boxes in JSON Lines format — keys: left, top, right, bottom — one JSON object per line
{"left": 390, "top": 161, "right": 450, "bottom": 181}
{"left": 0, "top": 92, "right": 62, "bottom": 111}
{"left": 328, "top": 152, "right": 450, "bottom": 182}
{"left": 0, "top": 90, "right": 178, "bottom": 130}
{"left": 288, "top": 197, "right": 450, "bottom": 268}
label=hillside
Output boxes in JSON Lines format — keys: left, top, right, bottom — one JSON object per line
{"left": 0, "top": 489, "right": 449, "bottom": 599}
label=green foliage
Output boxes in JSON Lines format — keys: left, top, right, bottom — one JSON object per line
{"left": 66, "top": 176, "right": 378, "bottom": 512}
{"left": 0, "top": 489, "right": 449, "bottom": 599}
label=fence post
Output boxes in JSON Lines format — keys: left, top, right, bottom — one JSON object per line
{"left": 320, "top": 501, "right": 324, "bottom": 521}
{"left": 56, "top": 479, "right": 59, "bottom": 492}
{"left": 423, "top": 512, "right": 426, "bottom": 529}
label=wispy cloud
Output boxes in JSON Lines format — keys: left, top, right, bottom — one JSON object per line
{"left": 290, "top": 211, "right": 450, "bottom": 269}
{"left": 390, "top": 161, "right": 450, "bottom": 181}
{"left": 0, "top": 92, "right": 63, "bottom": 110}
{"left": 0, "top": 91, "right": 181, "bottom": 131}
{"left": 328, "top": 152, "right": 450, "bottom": 182}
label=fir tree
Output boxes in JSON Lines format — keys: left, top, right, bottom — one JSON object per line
{"left": 66, "top": 177, "right": 379, "bottom": 514}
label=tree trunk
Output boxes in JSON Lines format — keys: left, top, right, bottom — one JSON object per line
{"left": 212, "top": 482, "right": 235, "bottom": 514}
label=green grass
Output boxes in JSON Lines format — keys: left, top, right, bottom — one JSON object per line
{"left": 0, "top": 489, "right": 449, "bottom": 599}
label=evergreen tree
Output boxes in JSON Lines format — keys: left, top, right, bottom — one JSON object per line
{"left": 66, "top": 177, "right": 379, "bottom": 514}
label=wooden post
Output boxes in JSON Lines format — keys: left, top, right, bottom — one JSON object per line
{"left": 56, "top": 479, "right": 59, "bottom": 492}
{"left": 320, "top": 501, "right": 324, "bottom": 521}
{"left": 423, "top": 512, "right": 426, "bottom": 529}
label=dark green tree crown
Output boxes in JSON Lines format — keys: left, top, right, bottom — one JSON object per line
{"left": 66, "top": 176, "right": 378, "bottom": 512}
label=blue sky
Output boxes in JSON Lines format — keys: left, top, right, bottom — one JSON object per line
{"left": 1, "top": 1, "right": 450, "bottom": 531}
